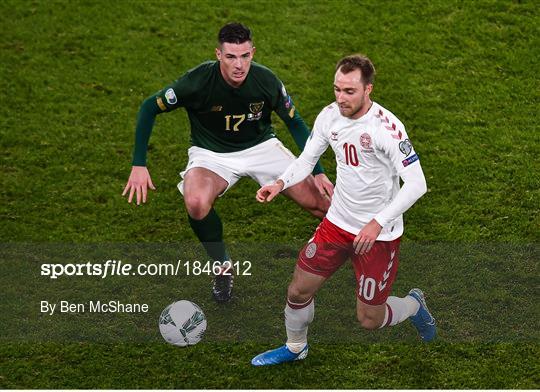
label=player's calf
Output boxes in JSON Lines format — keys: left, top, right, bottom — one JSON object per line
{"left": 287, "top": 285, "right": 315, "bottom": 305}
{"left": 357, "top": 314, "right": 383, "bottom": 330}
{"left": 356, "top": 301, "right": 387, "bottom": 330}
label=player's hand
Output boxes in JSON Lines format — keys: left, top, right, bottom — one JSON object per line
{"left": 353, "top": 219, "right": 382, "bottom": 255}
{"left": 314, "top": 173, "right": 334, "bottom": 199}
{"left": 122, "top": 166, "right": 156, "bottom": 205}
{"left": 256, "top": 180, "right": 284, "bottom": 203}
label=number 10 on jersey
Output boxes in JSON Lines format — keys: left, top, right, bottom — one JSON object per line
{"left": 343, "top": 143, "right": 359, "bottom": 166}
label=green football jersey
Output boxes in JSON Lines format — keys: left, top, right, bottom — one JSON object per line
{"left": 155, "top": 61, "right": 302, "bottom": 153}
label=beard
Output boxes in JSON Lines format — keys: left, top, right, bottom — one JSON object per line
{"left": 338, "top": 91, "right": 373, "bottom": 119}
{"left": 339, "top": 99, "right": 364, "bottom": 118}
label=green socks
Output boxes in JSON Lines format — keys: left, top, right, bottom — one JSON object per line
{"left": 188, "top": 208, "right": 229, "bottom": 263}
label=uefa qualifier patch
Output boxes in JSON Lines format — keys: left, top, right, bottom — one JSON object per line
{"left": 165, "top": 88, "right": 177, "bottom": 105}
{"left": 399, "top": 139, "right": 413, "bottom": 156}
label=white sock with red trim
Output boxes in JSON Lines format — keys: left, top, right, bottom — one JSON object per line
{"left": 380, "top": 295, "right": 420, "bottom": 328}
{"left": 285, "top": 298, "right": 314, "bottom": 353}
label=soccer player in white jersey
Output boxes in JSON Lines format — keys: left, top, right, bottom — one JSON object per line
{"left": 251, "top": 54, "right": 436, "bottom": 366}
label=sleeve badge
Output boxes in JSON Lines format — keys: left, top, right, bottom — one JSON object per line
{"left": 165, "top": 88, "right": 177, "bottom": 105}
{"left": 402, "top": 153, "right": 419, "bottom": 167}
{"left": 399, "top": 139, "right": 413, "bottom": 156}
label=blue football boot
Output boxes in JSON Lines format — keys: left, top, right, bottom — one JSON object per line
{"left": 408, "top": 288, "right": 436, "bottom": 342}
{"left": 251, "top": 344, "right": 308, "bottom": 366}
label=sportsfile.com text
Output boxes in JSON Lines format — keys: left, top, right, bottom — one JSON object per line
{"left": 40, "top": 259, "right": 252, "bottom": 279}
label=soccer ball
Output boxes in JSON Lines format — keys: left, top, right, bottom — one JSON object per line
{"left": 159, "top": 300, "right": 207, "bottom": 346}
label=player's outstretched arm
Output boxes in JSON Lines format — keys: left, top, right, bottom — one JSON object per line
{"left": 256, "top": 180, "right": 284, "bottom": 203}
{"left": 122, "top": 166, "right": 156, "bottom": 205}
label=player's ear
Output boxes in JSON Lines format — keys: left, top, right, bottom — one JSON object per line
{"left": 365, "top": 83, "right": 373, "bottom": 97}
{"left": 251, "top": 46, "right": 256, "bottom": 58}
{"left": 215, "top": 47, "right": 222, "bottom": 61}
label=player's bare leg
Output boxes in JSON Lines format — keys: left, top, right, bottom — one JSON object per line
{"left": 356, "top": 291, "right": 436, "bottom": 341}
{"left": 183, "top": 167, "right": 227, "bottom": 219}
{"left": 282, "top": 176, "right": 330, "bottom": 219}
{"left": 183, "top": 168, "right": 233, "bottom": 303}
{"left": 286, "top": 266, "right": 326, "bottom": 349}
{"left": 356, "top": 300, "right": 386, "bottom": 330}
{"left": 252, "top": 266, "right": 326, "bottom": 366}
{"left": 287, "top": 265, "right": 327, "bottom": 304}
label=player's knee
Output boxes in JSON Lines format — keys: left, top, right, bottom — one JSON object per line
{"left": 184, "top": 194, "right": 212, "bottom": 220}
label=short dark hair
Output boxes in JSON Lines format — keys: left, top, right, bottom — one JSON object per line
{"left": 218, "top": 23, "right": 252, "bottom": 45}
{"left": 336, "top": 54, "right": 376, "bottom": 85}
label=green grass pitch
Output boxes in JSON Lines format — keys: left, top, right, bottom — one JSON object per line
{"left": 1, "top": 0, "right": 539, "bottom": 389}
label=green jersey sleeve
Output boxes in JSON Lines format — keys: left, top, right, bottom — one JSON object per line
{"left": 131, "top": 93, "right": 161, "bottom": 166}
{"left": 155, "top": 61, "right": 214, "bottom": 112}
{"left": 131, "top": 63, "right": 213, "bottom": 165}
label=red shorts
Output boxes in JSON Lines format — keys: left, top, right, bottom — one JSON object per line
{"left": 298, "top": 218, "right": 401, "bottom": 305}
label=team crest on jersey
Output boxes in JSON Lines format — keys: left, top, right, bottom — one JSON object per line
{"left": 331, "top": 131, "right": 338, "bottom": 141}
{"left": 249, "top": 101, "right": 264, "bottom": 114}
{"left": 165, "top": 88, "right": 177, "bottom": 105}
{"left": 360, "top": 133, "right": 374, "bottom": 152}
{"left": 399, "top": 139, "right": 413, "bottom": 156}
{"left": 247, "top": 101, "right": 264, "bottom": 121}
{"left": 305, "top": 242, "right": 317, "bottom": 259}
{"left": 360, "top": 133, "right": 372, "bottom": 148}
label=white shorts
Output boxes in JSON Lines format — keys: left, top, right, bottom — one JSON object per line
{"left": 177, "top": 138, "right": 296, "bottom": 195}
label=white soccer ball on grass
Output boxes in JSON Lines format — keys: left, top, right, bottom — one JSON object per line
{"left": 159, "top": 300, "right": 207, "bottom": 346}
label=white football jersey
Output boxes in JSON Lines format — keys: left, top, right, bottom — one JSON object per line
{"left": 280, "top": 101, "right": 425, "bottom": 241}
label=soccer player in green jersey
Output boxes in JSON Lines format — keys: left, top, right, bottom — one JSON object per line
{"left": 123, "top": 23, "right": 333, "bottom": 303}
